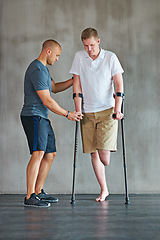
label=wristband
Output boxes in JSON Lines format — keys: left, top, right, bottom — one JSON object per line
{"left": 65, "top": 111, "right": 70, "bottom": 118}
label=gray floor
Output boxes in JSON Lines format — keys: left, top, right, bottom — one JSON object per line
{"left": 0, "top": 194, "right": 160, "bottom": 240}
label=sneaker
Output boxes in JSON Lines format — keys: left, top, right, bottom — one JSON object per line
{"left": 37, "top": 189, "right": 58, "bottom": 203}
{"left": 24, "top": 193, "right": 51, "bottom": 208}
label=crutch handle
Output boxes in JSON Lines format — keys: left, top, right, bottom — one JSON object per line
{"left": 112, "top": 113, "right": 125, "bottom": 120}
{"left": 112, "top": 113, "right": 116, "bottom": 119}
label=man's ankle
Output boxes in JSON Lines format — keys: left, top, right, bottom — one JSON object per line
{"left": 26, "top": 192, "right": 34, "bottom": 200}
{"left": 35, "top": 189, "right": 42, "bottom": 195}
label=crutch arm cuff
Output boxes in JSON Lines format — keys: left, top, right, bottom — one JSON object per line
{"left": 73, "top": 93, "right": 83, "bottom": 99}
{"left": 116, "top": 92, "right": 124, "bottom": 97}
{"left": 113, "top": 92, "right": 125, "bottom": 99}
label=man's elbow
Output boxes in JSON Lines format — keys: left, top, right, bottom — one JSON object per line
{"left": 42, "top": 98, "right": 52, "bottom": 108}
{"left": 52, "top": 89, "right": 58, "bottom": 94}
{"left": 51, "top": 83, "right": 59, "bottom": 94}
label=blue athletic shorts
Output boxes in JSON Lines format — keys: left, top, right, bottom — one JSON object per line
{"left": 21, "top": 115, "right": 56, "bottom": 154}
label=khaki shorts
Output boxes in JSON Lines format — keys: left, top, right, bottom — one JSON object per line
{"left": 80, "top": 108, "right": 118, "bottom": 153}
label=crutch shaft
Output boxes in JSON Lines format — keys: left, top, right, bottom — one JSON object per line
{"left": 71, "top": 121, "right": 79, "bottom": 205}
{"left": 112, "top": 94, "right": 130, "bottom": 204}
{"left": 121, "top": 99, "right": 130, "bottom": 204}
{"left": 121, "top": 118, "right": 130, "bottom": 204}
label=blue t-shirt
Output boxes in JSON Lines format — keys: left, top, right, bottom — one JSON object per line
{"left": 21, "top": 59, "right": 52, "bottom": 119}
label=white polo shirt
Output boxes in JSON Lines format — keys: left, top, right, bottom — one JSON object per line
{"left": 70, "top": 49, "right": 124, "bottom": 113}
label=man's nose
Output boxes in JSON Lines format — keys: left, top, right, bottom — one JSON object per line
{"left": 88, "top": 46, "right": 91, "bottom": 51}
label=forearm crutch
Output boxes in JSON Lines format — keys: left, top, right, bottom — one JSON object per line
{"left": 113, "top": 93, "right": 130, "bottom": 204}
{"left": 70, "top": 121, "right": 79, "bottom": 205}
{"left": 71, "top": 93, "right": 83, "bottom": 205}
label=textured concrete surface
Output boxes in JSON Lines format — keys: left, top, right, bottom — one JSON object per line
{"left": 0, "top": 0, "right": 160, "bottom": 194}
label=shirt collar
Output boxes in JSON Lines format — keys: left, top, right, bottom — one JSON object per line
{"left": 99, "top": 48, "right": 105, "bottom": 59}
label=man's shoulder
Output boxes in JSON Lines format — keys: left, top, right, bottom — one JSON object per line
{"left": 27, "top": 60, "right": 48, "bottom": 76}
{"left": 102, "top": 49, "right": 115, "bottom": 57}
{"left": 28, "top": 59, "right": 44, "bottom": 70}
{"left": 101, "top": 49, "right": 117, "bottom": 62}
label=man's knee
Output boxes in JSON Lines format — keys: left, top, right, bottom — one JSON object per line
{"left": 51, "top": 152, "right": 56, "bottom": 160}
{"left": 32, "top": 150, "right": 45, "bottom": 161}
{"left": 98, "top": 150, "right": 110, "bottom": 166}
{"left": 103, "top": 159, "right": 110, "bottom": 166}
{"left": 44, "top": 152, "right": 56, "bottom": 162}
{"left": 91, "top": 152, "right": 98, "bottom": 161}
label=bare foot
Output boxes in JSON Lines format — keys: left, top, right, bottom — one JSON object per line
{"left": 95, "top": 191, "right": 109, "bottom": 202}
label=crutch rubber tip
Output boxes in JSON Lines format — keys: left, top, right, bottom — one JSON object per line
{"left": 125, "top": 198, "right": 130, "bottom": 205}
{"left": 70, "top": 199, "right": 76, "bottom": 205}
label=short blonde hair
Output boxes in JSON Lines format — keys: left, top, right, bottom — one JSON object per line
{"left": 81, "top": 28, "right": 99, "bottom": 41}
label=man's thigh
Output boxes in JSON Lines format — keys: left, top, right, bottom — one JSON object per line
{"left": 96, "top": 108, "right": 118, "bottom": 152}
{"left": 81, "top": 108, "right": 118, "bottom": 153}
{"left": 21, "top": 116, "right": 56, "bottom": 154}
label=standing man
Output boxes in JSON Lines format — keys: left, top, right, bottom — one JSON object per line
{"left": 21, "top": 39, "right": 83, "bottom": 207}
{"left": 70, "top": 28, "right": 124, "bottom": 202}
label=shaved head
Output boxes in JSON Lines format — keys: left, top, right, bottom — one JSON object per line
{"left": 37, "top": 39, "right": 61, "bottom": 66}
{"left": 42, "top": 39, "right": 61, "bottom": 50}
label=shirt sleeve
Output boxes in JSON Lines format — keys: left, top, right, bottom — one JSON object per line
{"left": 70, "top": 52, "right": 80, "bottom": 75}
{"left": 111, "top": 53, "right": 124, "bottom": 77}
{"left": 30, "top": 69, "right": 49, "bottom": 91}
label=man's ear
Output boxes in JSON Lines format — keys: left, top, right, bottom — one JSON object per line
{"left": 97, "top": 38, "right": 100, "bottom": 45}
{"left": 46, "top": 48, "right": 51, "bottom": 55}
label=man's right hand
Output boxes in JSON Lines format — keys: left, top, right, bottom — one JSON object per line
{"left": 67, "top": 111, "right": 83, "bottom": 121}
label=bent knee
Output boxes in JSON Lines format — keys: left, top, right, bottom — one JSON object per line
{"left": 99, "top": 157, "right": 110, "bottom": 166}
{"left": 98, "top": 150, "right": 110, "bottom": 166}
{"left": 102, "top": 159, "right": 110, "bottom": 166}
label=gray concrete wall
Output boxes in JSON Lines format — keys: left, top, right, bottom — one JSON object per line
{"left": 0, "top": 0, "right": 160, "bottom": 194}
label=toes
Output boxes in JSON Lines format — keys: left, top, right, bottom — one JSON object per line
{"left": 95, "top": 193, "right": 109, "bottom": 202}
{"left": 95, "top": 197, "right": 101, "bottom": 202}
{"left": 99, "top": 197, "right": 106, "bottom": 202}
